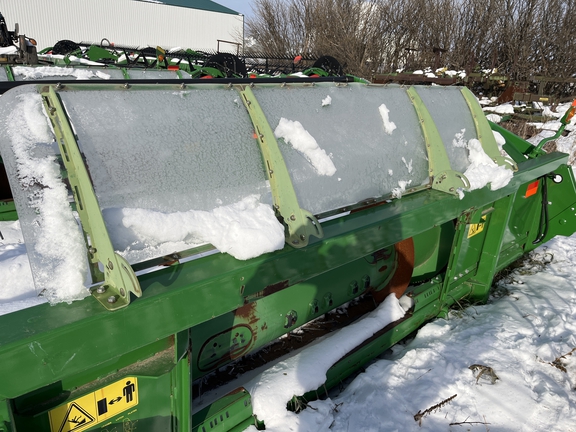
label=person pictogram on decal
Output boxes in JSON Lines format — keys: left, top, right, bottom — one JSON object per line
{"left": 123, "top": 380, "right": 135, "bottom": 403}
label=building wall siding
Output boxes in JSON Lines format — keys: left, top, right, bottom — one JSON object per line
{"left": 1, "top": 0, "right": 243, "bottom": 51}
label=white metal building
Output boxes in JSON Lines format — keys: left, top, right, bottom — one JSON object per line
{"left": 0, "top": 0, "right": 243, "bottom": 51}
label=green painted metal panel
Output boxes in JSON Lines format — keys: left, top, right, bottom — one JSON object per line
{"left": 191, "top": 246, "right": 396, "bottom": 378}
{"left": 0, "top": 201, "right": 16, "bottom": 221}
{"left": 0, "top": 400, "right": 11, "bottom": 432}
{"left": 192, "top": 388, "right": 254, "bottom": 432}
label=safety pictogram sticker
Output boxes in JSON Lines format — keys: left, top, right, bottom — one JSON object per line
{"left": 467, "top": 215, "right": 487, "bottom": 238}
{"left": 49, "top": 377, "right": 138, "bottom": 432}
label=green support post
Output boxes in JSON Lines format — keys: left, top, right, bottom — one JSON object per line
{"left": 239, "top": 85, "right": 323, "bottom": 248}
{"left": 41, "top": 86, "right": 142, "bottom": 310}
{"left": 407, "top": 86, "right": 470, "bottom": 195}
{"left": 467, "top": 194, "right": 515, "bottom": 303}
{"left": 172, "top": 330, "right": 192, "bottom": 432}
{"left": 3, "top": 65, "right": 14, "bottom": 82}
{"left": 460, "top": 87, "right": 517, "bottom": 171}
{"left": 0, "top": 400, "right": 11, "bottom": 432}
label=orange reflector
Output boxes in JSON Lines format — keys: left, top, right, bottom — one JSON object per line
{"left": 252, "top": 132, "right": 258, "bottom": 139}
{"left": 200, "top": 75, "right": 213, "bottom": 79}
{"left": 293, "top": 55, "right": 302, "bottom": 64}
{"left": 565, "top": 100, "right": 576, "bottom": 123}
{"left": 310, "top": 74, "right": 320, "bottom": 78}
{"left": 167, "top": 65, "right": 179, "bottom": 70}
{"left": 525, "top": 180, "right": 539, "bottom": 197}
{"left": 249, "top": 74, "right": 257, "bottom": 78}
{"left": 158, "top": 55, "right": 165, "bottom": 62}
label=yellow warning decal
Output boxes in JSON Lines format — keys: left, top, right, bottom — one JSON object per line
{"left": 49, "top": 377, "right": 138, "bottom": 432}
{"left": 468, "top": 215, "right": 487, "bottom": 238}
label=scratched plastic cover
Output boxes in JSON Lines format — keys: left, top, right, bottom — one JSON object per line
{"left": 0, "top": 85, "right": 270, "bottom": 299}
{"left": 59, "top": 86, "right": 269, "bottom": 213}
{"left": 412, "top": 86, "right": 477, "bottom": 173}
{"left": 0, "top": 85, "right": 91, "bottom": 300}
{"left": 253, "top": 83, "right": 430, "bottom": 215}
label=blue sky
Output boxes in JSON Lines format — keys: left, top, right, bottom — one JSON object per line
{"left": 214, "top": 0, "right": 256, "bottom": 17}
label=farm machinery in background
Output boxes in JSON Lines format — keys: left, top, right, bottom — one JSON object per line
{"left": 2, "top": 12, "right": 576, "bottom": 432}
{"left": 0, "top": 13, "right": 348, "bottom": 87}
{"left": 0, "top": 12, "right": 37, "bottom": 66}
{"left": 38, "top": 39, "right": 346, "bottom": 80}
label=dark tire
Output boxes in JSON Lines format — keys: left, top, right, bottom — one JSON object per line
{"left": 204, "top": 53, "right": 247, "bottom": 78}
{"left": 52, "top": 40, "right": 80, "bottom": 55}
{"left": 312, "top": 55, "right": 344, "bottom": 76}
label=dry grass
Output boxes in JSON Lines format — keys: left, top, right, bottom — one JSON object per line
{"left": 414, "top": 394, "right": 457, "bottom": 426}
{"left": 499, "top": 120, "right": 539, "bottom": 140}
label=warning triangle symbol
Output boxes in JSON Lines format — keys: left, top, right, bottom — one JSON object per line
{"left": 58, "top": 402, "right": 95, "bottom": 432}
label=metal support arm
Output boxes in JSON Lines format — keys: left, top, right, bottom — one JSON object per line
{"left": 42, "top": 85, "right": 142, "bottom": 310}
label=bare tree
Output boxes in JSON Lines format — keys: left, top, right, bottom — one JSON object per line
{"left": 246, "top": 0, "right": 576, "bottom": 84}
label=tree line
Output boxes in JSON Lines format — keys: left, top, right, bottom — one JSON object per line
{"left": 246, "top": 0, "right": 576, "bottom": 81}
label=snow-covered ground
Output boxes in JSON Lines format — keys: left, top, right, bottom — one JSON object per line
{"left": 268, "top": 238, "right": 576, "bottom": 432}
{"left": 1, "top": 100, "right": 576, "bottom": 431}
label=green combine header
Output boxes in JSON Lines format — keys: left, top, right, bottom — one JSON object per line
{"left": 0, "top": 69, "right": 576, "bottom": 432}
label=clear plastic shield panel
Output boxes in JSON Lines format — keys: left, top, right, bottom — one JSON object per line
{"left": 0, "top": 67, "right": 8, "bottom": 82}
{"left": 59, "top": 87, "right": 269, "bottom": 213}
{"left": 413, "top": 86, "right": 476, "bottom": 173}
{"left": 253, "top": 83, "right": 430, "bottom": 215}
{"left": 0, "top": 85, "right": 270, "bottom": 301}
{"left": 0, "top": 82, "right": 479, "bottom": 304}
{"left": 0, "top": 85, "right": 89, "bottom": 302}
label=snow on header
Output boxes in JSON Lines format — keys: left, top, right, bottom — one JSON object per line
{"left": 107, "top": 195, "right": 285, "bottom": 262}
{"left": 463, "top": 139, "right": 513, "bottom": 192}
{"left": 392, "top": 180, "right": 412, "bottom": 199}
{"left": 13, "top": 66, "right": 111, "bottom": 80}
{"left": 274, "top": 118, "right": 336, "bottom": 176}
{"left": 245, "top": 293, "right": 406, "bottom": 430}
{"left": 7, "top": 93, "right": 89, "bottom": 304}
{"left": 321, "top": 95, "right": 332, "bottom": 106}
{"left": 451, "top": 129, "right": 513, "bottom": 195}
{"left": 378, "top": 103, "right": 397, "bottom": 134}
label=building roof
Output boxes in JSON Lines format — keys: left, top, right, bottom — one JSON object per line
{"left": 135, "top": 0, "right": 240, "bottom": 15}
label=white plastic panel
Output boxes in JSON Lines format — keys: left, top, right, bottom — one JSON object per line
{"left": 0, "top": 84, "right": 271, "bottom": 300}
{"left": 0, "top": 82, "right": 481, "bottom": 303}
